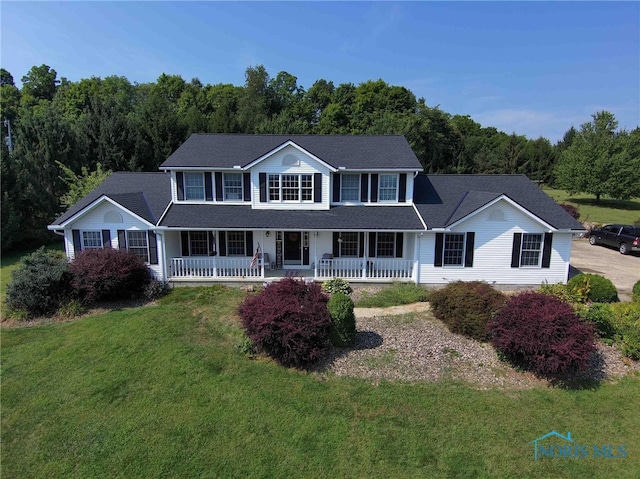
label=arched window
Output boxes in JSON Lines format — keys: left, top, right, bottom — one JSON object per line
{"left": 104, "top": 210, "right": 123, "bottom": 223}
{"left": 488, "top": 209, "right": 506, "bottom": 222}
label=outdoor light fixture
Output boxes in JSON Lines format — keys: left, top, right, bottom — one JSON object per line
{"left": 265, "top": 231, "right": 270, "bottom": 237}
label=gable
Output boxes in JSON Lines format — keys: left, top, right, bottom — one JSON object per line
{"left": 448, "top": 198, "right": 554, "bottom": 232}
{"left": 247, "top": 143, "right": 334, "bottom": 173}
{"left": 53, "top": 196, "right": 155, "bottom": 229}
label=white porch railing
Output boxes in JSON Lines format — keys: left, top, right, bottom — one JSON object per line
{"left": 315, "top": 258, "right": 413, "bottom": 281}
{"left": 171, "top": 257, "right": 262, "bottom": 279}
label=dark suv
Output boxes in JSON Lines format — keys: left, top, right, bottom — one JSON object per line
{"left": 588, "top": 224, "right": 640, "bottom": 255}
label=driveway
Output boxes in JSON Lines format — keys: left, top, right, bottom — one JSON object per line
{"left": 570, "top": 238, "right": 640, "bottom": 301}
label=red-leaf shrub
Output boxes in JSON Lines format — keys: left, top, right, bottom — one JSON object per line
{"left": 238, "top": 278, "right": 331, "bottom": 367}
{"left": 559, "top": 203, "right": 580, "bottom": 219}
{"left": 489, "top": 292, "right": 596, "bottom": 375}
{"left": 70, "top": 248, "right": 151, "bottom": 304}
{"left": 430, "top": 281, "right": 506, "bottom": 341}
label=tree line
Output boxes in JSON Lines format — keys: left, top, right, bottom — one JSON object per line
{"left": 1, "top": 64, "right": 638, "bottom": 253}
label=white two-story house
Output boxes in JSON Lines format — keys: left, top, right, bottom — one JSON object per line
{"left": 49, "top": 134, "right": 584, "bottom": 286}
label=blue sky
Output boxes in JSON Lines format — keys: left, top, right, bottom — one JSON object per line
{"left": 1, "top": 2, "right": 638, "bottom": 142}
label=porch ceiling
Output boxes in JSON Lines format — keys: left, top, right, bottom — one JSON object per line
{"left": 159, "top": 204, "right": 424, "bottom": 231}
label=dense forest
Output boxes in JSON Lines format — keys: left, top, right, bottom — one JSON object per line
{"left": 1, "top": 64, "right": 638, "bottom": 253}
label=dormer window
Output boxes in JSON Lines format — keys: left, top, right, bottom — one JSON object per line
{"left": 184, "top": 173, "right": 205, "bottom": 200}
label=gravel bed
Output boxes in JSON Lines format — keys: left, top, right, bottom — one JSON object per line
{"left": 317, "top": 305, "right": 640, "bottom": 390}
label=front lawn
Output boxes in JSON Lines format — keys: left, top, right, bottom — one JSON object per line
{"left": 543, "top": 188, "right": 640, "bottom": 225}
{"left": 2, "top": 286, "right": 639, "bottom": 478}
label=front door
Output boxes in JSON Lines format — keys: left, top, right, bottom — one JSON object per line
{"left": 284, "top": 231, "right": 302, "bottom": 265}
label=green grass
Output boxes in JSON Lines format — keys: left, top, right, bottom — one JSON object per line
{"left": 3, "top": 285, "right": 639, "bottom": 478}
{"left": 355, "top": 282, "right": 430, "bottom": 308}
{"left": 544, "top": 188, "right": 640, "bottom": 225}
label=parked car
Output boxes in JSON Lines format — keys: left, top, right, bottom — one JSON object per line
{"left": 588, "top": 224, "right": 640, "bottom": 255}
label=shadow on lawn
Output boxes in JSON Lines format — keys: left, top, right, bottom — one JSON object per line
{"left": 569, "top": 197, "right": 640, "bottom": 212}
{"left": 313, "top": 330, "right": 384, "bottom": 373}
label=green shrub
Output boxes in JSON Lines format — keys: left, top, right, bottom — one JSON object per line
{"left": 322, "top": 278, "right": 353, "bottom": 296}
{"left": 633, "top": 280, "right": 640, "bottom": 303}
{"left": 567, "top": 273, "right": 618, "bottom": 303}
{"left": 57, "top": 299, "right": 86, "bottom": 319}
{"left": 328, "top": 292, "right": 356, "bottom": 346}
{"left": 539, "top": 282, "right": 582, "bottom": 305}
{"left": 356, "top": 282, "right": 429, "bottom": 308}
{"left": 6, "top": 248, "right": 73, "bottom": 318}
{"left": 609, "top": 302, "right": 640, "bottom": 360}
{"left": 430, "top": 281, "right": 506, "bottom": 342}
{"left": 583, "top": 303, "right": 615, "bottom": 340}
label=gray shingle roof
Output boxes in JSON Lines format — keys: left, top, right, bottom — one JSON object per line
{"left": 160, "top": 134, "right": 422, "bottom": 170}
{"left": 51, "top": 172, "right": 171, "bottom": 226}
{"left": 414, "top": 174, "right": 584, "bottom": 230}
{"left": 159, "top": 204, "right": 424, "bottom": 230}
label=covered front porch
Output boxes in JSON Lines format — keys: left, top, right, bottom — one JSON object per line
{"left": 169, "top": 256, "right": 415, "bottom": 282}
{"left": 163, "top": 229, "right": 418, "bottom": 283}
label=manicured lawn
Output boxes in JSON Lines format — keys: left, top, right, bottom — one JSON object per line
{"left": 3, "top": 286, "right": 639, "bottom": 478}
{"left": 544, "top": 188, "right": 640, "bottom": 225}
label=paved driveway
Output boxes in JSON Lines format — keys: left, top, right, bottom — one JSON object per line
{"left": 570, "top": 238, "right": 640, "bottom": 301}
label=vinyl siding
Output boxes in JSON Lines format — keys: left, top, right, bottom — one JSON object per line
{"left": 63, "top": 201, "right": 163, "bottom": 279}
{"left": 418, "top": 200, "right": 572, "bottom": 285}
{"left": 251, "top": 145, "right": 331, "bottom": 210}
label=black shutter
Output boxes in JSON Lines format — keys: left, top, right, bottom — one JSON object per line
{"left": 205, "top": 172, "right": 213, "bottom": 201}
{"left": 259, "top": 173, "right": 267, "bottom": 202}
{"left": 148, "top": 231, "right": 158, "bottom": 264}
{"left": 219, "top": 231, "right": 227, "bottom": 256}
{"left": 464, "top": 232, "right": 475, "bottom": 267}
{"left": 398, "top": 174, "right": 407, "bottom": 203}
{"left": 314, "top": 173, "right": 322, "bottom": 203}
{"left": 243, "top": 173, "right": 251, "bottom": 201}
{"left": 395, "top": 233, "right": 404, "bottom": 258}
{"left": 215, "top": 172, "right": 223, "bottom": 201}
{"left": 333, "top": 232, "right": 340, "bottom": 257}
{"left": 369, "top": 232, "right": 376, "bottom": 257}
{"left": 102, "top": 230, "right": 111, "bottom": 248}
{"left": 209, "top": 231, "right": 216, "bottom": 255}
{"left": 542, "top": 233, "right": 553, "bottom": 268}
{"left": 434, "top": 233, "right": 444, "bottom": 267}
{"left": 181, "top": 231, "right": 190, "bottom": 256}
{"left": 511, "top": 233, "right": 522, "bottom": 268}
{"left": 359, "top": 232, "right": 365, "bottom": 258}
{"left": 370, "top": 174, "right": 378, "bottom": 203}
{"left": 360, "top": 174, "right": 369, "bottom": 202}
{"left": 333, "top": 174, "right": 341, "bottom": 202}
{"left": 72, "top": 229, "right": 82, "bottom": 253}
{"left": 245, "top": 231, "right": 254, "bottom": 256}
{"left": 176, "top": 172, "right": 184, "bottom": 200}
{"left": 118, "top": 230, "right": 127, "bottom": 250}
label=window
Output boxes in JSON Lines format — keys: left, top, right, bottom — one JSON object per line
{"left": 268, "top": 174, "right": 313, "bottom": 202}
{"left": 82, "top": 231, "right": 103, "bottom": 249}
{"left": 378, "top": 174, "right": 398, "bottom": 202}
{"left": 443, "top": 233, "right": 465, "bottom": 266}
{"left": 127, "top": 231, "right": 149, "bottom": 261}
{"left": 282, "top": 154, "right": 299, "bottom": 166}
{"left": 227, "top": 232, "right": 245, "bottom": 256}
{"left": 189, "top": 231, "right": 209, "bottom": 256}
{"left": 224, "top": 173, "right": 243, "bottom": 200}
{"left": 340, "top": 232, "right": 359, "bottom": 257}
{"left": 341, "top": 174, "right": 360, "bottom": 201}
{"left": 376, "top": 232, "right": 396, "bottom": 257}
{"left": 520, "top": 233, "right": 542, "bottom": 266}
{"left": 184, "top": 173, "right": 205, "bottom": 200}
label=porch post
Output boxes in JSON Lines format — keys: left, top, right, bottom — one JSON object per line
{"left": 362, "top": 232, "right": 369, "bottom": 279}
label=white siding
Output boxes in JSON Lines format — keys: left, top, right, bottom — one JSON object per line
{"left": 330, "top": 172, "right": 416, "bottom": 206}
{"left": 63, "top": 201, "right": 163, "bottom": 279}
{"left": 251, "top": 145, "right": 331, "bottom": 210}
{"left": 418, "top": 200, "right": 572, "bottom": 285}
